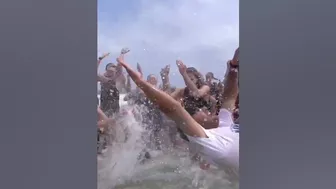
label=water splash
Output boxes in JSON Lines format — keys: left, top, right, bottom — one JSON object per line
{"left": 98, "top": 98, "right": 237, "bottom": 189}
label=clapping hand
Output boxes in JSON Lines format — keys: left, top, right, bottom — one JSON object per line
{"left": 176, "top": 60, "right": 187, "bottom": 75}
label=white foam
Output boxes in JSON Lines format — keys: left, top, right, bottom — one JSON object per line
{"left": 97, "top": 98, "right": 236, "bottom": 189}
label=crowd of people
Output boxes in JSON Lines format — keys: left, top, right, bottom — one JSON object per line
{"left": 96, "top": 47, "right": 240, "bottom": 180}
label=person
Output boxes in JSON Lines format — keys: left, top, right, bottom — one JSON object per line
{"left": 97, "top": 106, "right": 115, "bottom": 154}
{"left": 168, "top": 61, "right": 218, "bottom": 144}
{"left": 97, "top": 60, "right": 121, "bottom": 117}
{"left": 160, "top": 65, "right": 173, "bottom": 93}
{"left": 133, "top": 63, "right": 164, "bottom": 150}
{"left": 116, "top": 48, "right": 239, "bottom": 178}
{"left": 97, "top": 49, "right": 129, "bottom": 116}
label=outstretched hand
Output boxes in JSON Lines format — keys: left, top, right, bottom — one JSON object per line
{"left": 121, "top": 47, "right": 130, "bottom": 55}
{"left": 116, "top": 52, "right": 142, "bottom": 79}
{"left": 232, "top": 47, "right": 239, "bottom": 66}
{"left": 99, "top": 52, "right": 110, "bottom": 60}
{"left": 160, "top": 65, "right": 170, "bottom": 76}
{"left": 116, "top": 54, "right": 125, "bottom": 65}
{"left": 176, "top": 60, "right": 187, "bottom": 75}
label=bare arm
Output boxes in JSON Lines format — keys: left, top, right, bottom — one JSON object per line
{"left": 97, "top": 53, "right": 110, "bottom": 83}
{"left": 170, "top": 88, "right": 184, "bottom": 102}
{"left": 208, "top": 95, "right": 218, "bottom": 115}
{"left": 177, "top": 60, "right": 210, "bottom": 98}
{"left": 221, "top": 48, "right": 239, "bottom": 112}
{"left": 97, "top": 107, "right": 114, "bottom": 131}
{"left": 116, "top": 63, "right": 123, "bottom": 76}
{"left": 117, "top": 54, "right": 207, "bottom": 138}
{"left": 160, "top": 65, "right": 171, "bottom": 93}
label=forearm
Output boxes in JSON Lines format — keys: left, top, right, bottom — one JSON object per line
{"left": 208, "top": 96, "right": 218, "bottom": 115}
{"left": 221, "top": 68, "right": 239, "bottom": 111}
{"left": 116, "top": 63, "right": 123, "bottom": 74}
{"left": 161, "top": 75, "right": 171, "bottom": 92}
{"left": 223, "top": 69, "right": 238, "bottom": 99}
{"left": 182, "top": 73, "right": 200, "bottom": 96}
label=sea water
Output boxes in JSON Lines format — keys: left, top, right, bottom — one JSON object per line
{"left": 97, "top": 95, "right": 237, "bottom": 189}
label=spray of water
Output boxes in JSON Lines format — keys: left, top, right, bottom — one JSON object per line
{"left": 97, "top": 96, "right": 237, "bottom": 189}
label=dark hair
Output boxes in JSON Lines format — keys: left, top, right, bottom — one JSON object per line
{"left": 206, "top": 72, "right": 214, "bottom": 78}
{"left": 147, "top": 74, "right": 156, "bottom": 81}
{"left": 105, "top": 63, "right": 116, "bottom": 71}
{"left": 186, "top": 67, "right": 206, "bottom": 88}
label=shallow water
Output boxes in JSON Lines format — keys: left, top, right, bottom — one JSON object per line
{"left": 98, "top": 99, "right": 238, "bottom": 189}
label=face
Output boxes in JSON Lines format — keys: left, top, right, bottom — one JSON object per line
{"left": 147, "top": 75, "right": 158, "bottom": 86}
{"left": 106, "top": 64, "right": 117, "bottom": 74}
{"left": 187, "top": 72, "right": 198, "bottom": 85}
{"left": 192, "top": 108, "right": 217, "bottom": 129}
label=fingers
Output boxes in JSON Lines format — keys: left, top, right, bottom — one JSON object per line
{"left": 176, "top": 60, "right": 182, "bottom": 67}
{"left": 121, "top": 47, "right": 130, "bottom": 54}
{"left": 232, "top": 47, "right": 239, "bottom": 65}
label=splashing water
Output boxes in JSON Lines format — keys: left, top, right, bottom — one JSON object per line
{"left": 98, "top": 95, "right": 238, "bottom": 189}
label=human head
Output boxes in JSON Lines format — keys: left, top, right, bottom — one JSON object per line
{"left": 147, "top": 74, "right": 158, "bottom": 86}
{"left": 105, "top": 63, "right": 117, "bottom": 74}
{"left": 186, "top": 67, "right": 205, "bottom": 88}
{"left": 205, "top": 72, "right": 214, "bottom": 81}
{"left": 192, "top": 108, "right": 218, "bottom": 129}
{"left": 205, "top": 72, "right": 219, "bottom": 83}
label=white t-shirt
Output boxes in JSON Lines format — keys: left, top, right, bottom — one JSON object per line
{"left": 186, "top": 109, "right": 239, "bottom": 177}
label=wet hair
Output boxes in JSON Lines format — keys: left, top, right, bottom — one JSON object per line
{"left": 186, "top": 67, "right": 206, "bottom": 89}
{"left": 147, "top": 74, "right": 157, "bottom": 81}
{"left": 206, "top": 72, "right": 214, "bottom": 79}
{"left": 105, "top": 63, "right": 116, "bottom": 71}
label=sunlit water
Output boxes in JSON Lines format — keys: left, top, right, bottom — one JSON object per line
{"left": 98, "top": 95, "right": 238, "bottom": 189}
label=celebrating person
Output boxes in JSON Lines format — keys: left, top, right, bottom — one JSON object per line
{"left": 116, "top": 48, "right": 239, "bottom": 178}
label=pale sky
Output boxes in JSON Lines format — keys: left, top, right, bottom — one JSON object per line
{"left": 98, "top": 0, "right": 239, "bottom": 87}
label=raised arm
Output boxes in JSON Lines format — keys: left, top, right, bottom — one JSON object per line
{"left": 160, "top": 65, "right": 171, "bottom": 93}
{"left": 97, "top": 53, "right": 110, "bottom": 83}
{"left": 97, "top": 106, "right": 114, "bottom": 132}
{"left": 116, "top": 54, "right": 207, "bottom": 138}
{"left": 221, "top": 48, "right": 239, "bottom": 112}
{"left": 170, "top": 88, "right": 184, "bottom": 102}
{"left": 176, "top": 60, "right": 210, "bottom": 98}
{"left": 97, "top": 52, "right": 110, "bottom": 67}
{"left": 208, "top": 95, "right": 218, "bottom": 115}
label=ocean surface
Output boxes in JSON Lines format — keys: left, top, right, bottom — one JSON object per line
{"left": 97, "top": 94, "right": 238, "bottom": 189}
